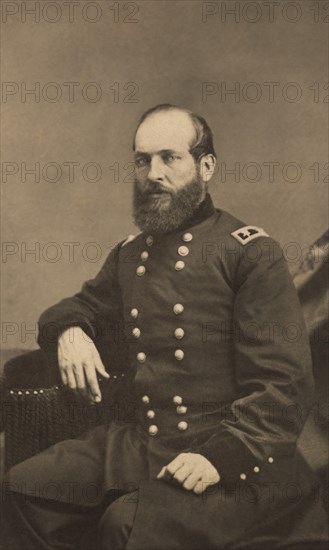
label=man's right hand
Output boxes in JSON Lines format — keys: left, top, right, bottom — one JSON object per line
{"left": 58, "top": 327, "right": 110, "bottom": 403}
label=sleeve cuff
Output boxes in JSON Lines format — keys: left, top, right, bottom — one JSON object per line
{"left": 195, "top": 431, "right": 264, "bottom": 484}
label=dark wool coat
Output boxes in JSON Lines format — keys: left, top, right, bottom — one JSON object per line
{"left": 8, "top": 195, "right": 328, "bottom": 549}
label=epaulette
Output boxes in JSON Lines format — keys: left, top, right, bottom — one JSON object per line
{"left": 231, "top": 226, "right": 269, "bottom": 245}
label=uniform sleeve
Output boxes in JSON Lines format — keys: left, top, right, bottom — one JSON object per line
{"left": 196, "top": 237, "right": 314, "bottom": 482}
{"left": 37, "top": 242, "right": 123, "bottom": 358}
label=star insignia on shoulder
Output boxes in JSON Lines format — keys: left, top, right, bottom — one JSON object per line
{"left": 231, "top": 226, "right": 269, "bottom": 245}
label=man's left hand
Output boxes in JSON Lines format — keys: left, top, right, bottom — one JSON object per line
{"left": 157, "top": 452, "right": 220, "bottom": 494}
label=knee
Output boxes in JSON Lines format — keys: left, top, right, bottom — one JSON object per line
{"left": 98, "top": 492, "right": 138, "bottom": 550}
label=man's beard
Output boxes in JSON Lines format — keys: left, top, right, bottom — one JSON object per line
{"left": 133, "top": 175, "right": 205, "bottom": 234}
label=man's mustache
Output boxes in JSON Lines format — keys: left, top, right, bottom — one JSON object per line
{"left": 137, "top": 181, "right": 173, "bottom": 196}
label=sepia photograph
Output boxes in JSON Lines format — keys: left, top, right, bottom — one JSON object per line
{"left": 1, "top": 1, "right": 328, "bottom": 549}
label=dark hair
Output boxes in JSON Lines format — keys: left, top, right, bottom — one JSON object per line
{"left": 133, "top": 104, "right": 217, "bottom": 160}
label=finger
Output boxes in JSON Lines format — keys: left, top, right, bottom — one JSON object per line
{"left": 157, "top": 465, "right": 180, "bottom": 483}
{"left": 65, "top": 368, "right": 77, "bottom": 390}
{"left": 72, "top": 364, "right": 87, "bottom": 393}
{"left": 193, "top": 478, "right": 218, "bottom": 495}
{"left": 158, "top": 468, "right": 174, "bottom": 481}
{"left": 59, "top": 367, "right": 68, "bottom": 386}
{"left": 193, "top": 480, "right": 207, "bottom": 495}
{"left": 183, "top": 472, "right": 202, "bottom": 491}
{"left": 157, "top": 466, "right": 166, "bottom": 479}
{"left": 87, "top": 388, "right": 98, "bottom": 405}
{"left": 165, "top": 454, "right": 186, "bottom": 476}
{"left": 58, "top": 347, "right": 66, "bottom": 380}
{"left": 84, "top": 364, "right": 102, "bottom": 402}
{"left": 57, "top": 345, "right": 63, "bottom": 365}
{"left": 173, "top": 464, "right": 193, "bottom": 484}
{"left": 94, "top": 358, "right": 110, "bottom": 379}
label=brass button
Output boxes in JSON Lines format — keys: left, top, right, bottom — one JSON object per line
{"left": 174, "top": 328, "right": 184, "bottom": 339}
{"left": 140, "top": 251, "right": 149, "bottom": 261}
{"left": 177, "top": 421, "right": 188, "bottom": 431}
{"left": 240, "top": 473, "right": 247, "bottom": 480}
{"left": 176, "top": 405, "right": 187, "bottom": 414}
{"left": 146, "top": 236, "right": 153, "bottom": 246}
{"left": 136, "top": 265, "right": 146, "bottom": 276}
{"left": 137, "top": 352, "right": 146, "bottom": 363}
{"left": 148, "top": 424, "right": 158, "bottom": 436}
{"left": 132, "top": 327, "right": 141, "bottom": 338}
{"left": 146, "top": 410, "right": 155, "bottom": 419}
{"left": 175, "top": 260, "right": 185, "bottom": 271}
{"left": 174, "top": 349, "right": 184, "bottom": 361}
{"left": 178, "top": 246, "right": 189, "bottom": 257}
{"left": 268, "top": 457, "right": 274, "bottom": 464}
{"left": 142, "top": 395, "right": 150, "bottom": 404}
{"left": 173, "top": 395, "right": 183, "bottom": 405}
{"left": 131, "top": 308, "right": 139, "bottom": 318}
{"left": 253, "top": 466, "right": 260, "bottom": 473}
{"left": 182, "top": 232, "right": 193, "bottom": 242}
{"left": 173, "top": 303, "right": 184, "bottom": 315}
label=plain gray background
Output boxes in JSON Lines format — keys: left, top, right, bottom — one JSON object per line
{"left": 1, "top": 0, "right": 328, "bottom": 350}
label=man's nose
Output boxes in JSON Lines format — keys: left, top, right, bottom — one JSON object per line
{"left": 148, "top": 156, "right": 165, "bottom": 181}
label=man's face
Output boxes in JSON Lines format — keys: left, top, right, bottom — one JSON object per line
{"left": 133, "top": 110, "right": 205, "bottom": 233}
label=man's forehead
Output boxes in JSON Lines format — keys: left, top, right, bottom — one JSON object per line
{"left": 135, "top": 110, "right": 196, "bottom": 153}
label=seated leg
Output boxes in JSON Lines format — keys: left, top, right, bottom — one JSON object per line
{"left": 97, "top": 491, "right": 138, "bottom": 550}
{"left": 2, "top": 492, "right": 102, "bottom": 550}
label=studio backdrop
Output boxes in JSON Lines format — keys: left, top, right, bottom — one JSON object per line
{"left": 1, "top": 0, "right": 328, "bottom": 350}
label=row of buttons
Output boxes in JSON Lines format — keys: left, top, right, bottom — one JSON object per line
{"left": 142, "top": 395, "right": 188, "bottom": 435}
{"left": 136, "top": 233, "right": 193, "bottom": 276}
{"left": 174, "top": 233, "right": 192, "bottom": 272}
{"left": 131, "top": 327, "right": 184, "bottom": 340}
{"left": 130, "top": 303, "right": 184, "bottom": 319}
{"left": 136, "top": 349, "right": 184, "bottom": 364}
{"left": 136, "top": 260, "right": 187, "bottom": 275}
{"left": 148, "top": 421, "right": 188, "bottom": 436}
{"left": 140, "top": 396, "right": 275, "bottom": 475}
{"left": 239, "top": 457, "right": 274, "bottom": 480}
{"left": 133, "top": 325, "right": 184, "bottom": 362}
{"left": 132, "top": 234, "right": 191, "bottom": 365}
{"left": 131, "top": 302, "right": 185, "bottom": 363}
{"left": 141, "top": 394, "right": 185, "bottom": 406}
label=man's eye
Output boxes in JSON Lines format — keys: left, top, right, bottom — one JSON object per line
{"left": 164, "top": 154, "right": 180, "bottom": 162}
{"left": 135, "top": 158, "right": 149, "bottom": 167}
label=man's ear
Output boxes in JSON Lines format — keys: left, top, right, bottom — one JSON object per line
{"left": 199, "top": 154, "right": 216, "bottom": 183}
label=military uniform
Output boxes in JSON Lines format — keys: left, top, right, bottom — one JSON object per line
{"left": 5, "top": 195, "right": 328, "bottom": 549}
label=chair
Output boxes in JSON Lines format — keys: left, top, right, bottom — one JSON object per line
{"left": 1, "top": 348, "right": 134, "bottom": 470}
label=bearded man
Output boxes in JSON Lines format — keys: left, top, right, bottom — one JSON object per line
{"left": 3, "top": 105, "right": 328, "bottom": 549}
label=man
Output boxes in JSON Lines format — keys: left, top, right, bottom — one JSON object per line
{"left": 4, "top": 105, "right": 328, "bottom": 549}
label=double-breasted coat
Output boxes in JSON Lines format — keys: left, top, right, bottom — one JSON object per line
{"left": 8, "top": 195, "right": 328, "bottom": 549}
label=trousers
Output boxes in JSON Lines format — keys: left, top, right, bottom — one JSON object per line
{"left": 2, "top": 490, "right": 138, "bottom": 550}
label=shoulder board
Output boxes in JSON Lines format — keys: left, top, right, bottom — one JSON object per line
{"left": 231, "top": 226, "right": 269, "bottom": 245}
{"left": 121, "top": 233, "right": 141, "bottom": 248}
